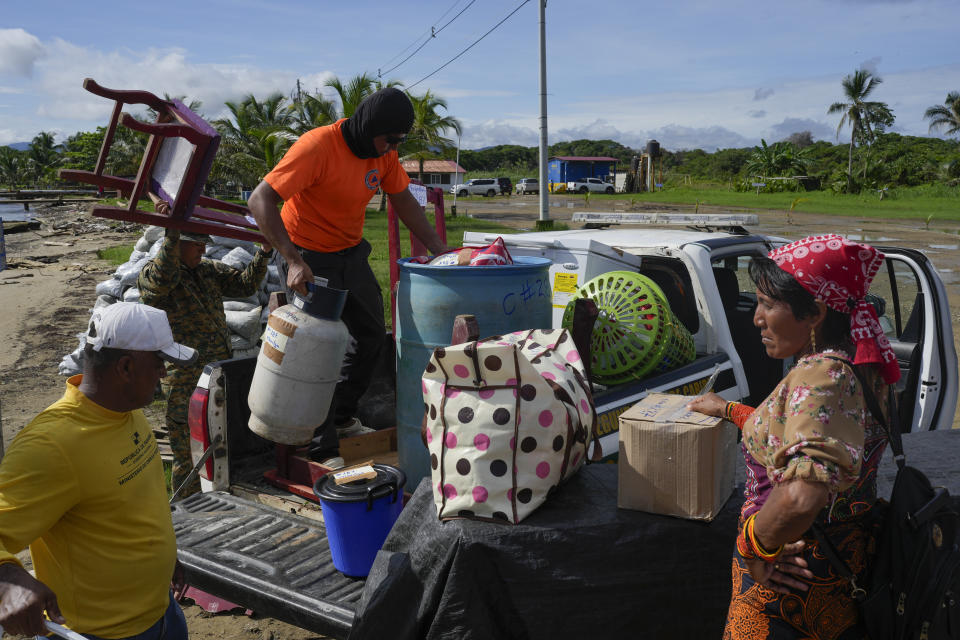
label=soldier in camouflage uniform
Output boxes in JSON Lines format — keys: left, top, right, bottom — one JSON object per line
{"left": 139, "top": 227, "right": 271, "bottom": 497}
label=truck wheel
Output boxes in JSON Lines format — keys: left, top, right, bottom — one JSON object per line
{"left": 578, "top": 186, "right": 588, "bottom": 194}
{"left": 486, "top": 189, "right": 497, "bottom": 197}
{"left": 605, "top": 186, "right": 614, "bottom": 194}
{"left": 458, "top": 189, "right": 468, "bottom": 197}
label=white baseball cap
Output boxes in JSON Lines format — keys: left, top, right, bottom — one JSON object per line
{"left": 86, "top": 302, "right": 198, "bottom": 366}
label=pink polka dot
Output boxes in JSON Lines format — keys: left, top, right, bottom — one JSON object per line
{"left": 536, "top": 461, "right": 550, "bottom": 478}
{"left": 479, "top": 388, "right": 495, "bottom": 399}
{"left": 422, "top": 380, "right": 428, "bottom": 394}
{"left": 426, "top": 428, "right": 433, "bottom": 443}
{"left": 554, "top": 363, "right": 566, "bottom": 372}
{"left": 453, "top": 364, "right": 470, "bottom": 378}
{"left": 474, "top": 433, "right": 490, "bottom": 451}
{"left": 510, "top": 437, "right": 516, "bottom": 450}
{"left": 580, "top": 399, "right": 589, "bottom": 413}
{"left": 539, "top": 410, "right": 553, "bottom": 427}
{"left": 507, "top": 378, "right": 517, "bottom": 386}
{"left": 472, "top": 486, "right": 488, "bottom": 503}
{"left": 566, "top": 350, "right": 581, "bottom": 363}
{"left": 542, "top": 371, "right": 556, "bottom": 381}
{"left": 444, "top": 386, "right": 460, "bottom": 399}
{"left": 445, "top": 432, "right": 458, "bottom": 448}
{"left": 507, "top": 488, "right": 513, "bottom": 501}
{"left": 443, "top": 484, "right": 458, "bottom": 499}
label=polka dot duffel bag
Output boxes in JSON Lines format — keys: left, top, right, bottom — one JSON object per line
{"left": 422, "top": 328, "right": 601, "bottom": 524}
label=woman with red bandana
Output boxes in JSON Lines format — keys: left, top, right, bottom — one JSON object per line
{"left": 688, "top": 234, "right": 900, "bottom": 639}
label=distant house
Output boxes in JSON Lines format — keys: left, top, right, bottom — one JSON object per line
{"left": 547, "top": 156, "right": 619, "bottom": 192}
{"left": 400, "top": 159, "right": 466, "bottom": 188}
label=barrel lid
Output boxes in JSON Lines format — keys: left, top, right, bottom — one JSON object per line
{"left": 398, "top": 255, "right": 551, "bottom": 271}
{"left": 313, "top": 464, "right": 407, "bottom": 503}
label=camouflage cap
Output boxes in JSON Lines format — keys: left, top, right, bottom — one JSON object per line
{"left": 180, "top": 231, "right": 211, "bottom": 245}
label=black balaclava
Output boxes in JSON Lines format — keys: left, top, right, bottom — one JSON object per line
{"left": 341, "top": 87, "right": 415, "bottom": 159}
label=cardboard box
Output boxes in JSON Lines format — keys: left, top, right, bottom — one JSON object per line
{"left": 618, "top": 393, "right": 737, "bottom": 521}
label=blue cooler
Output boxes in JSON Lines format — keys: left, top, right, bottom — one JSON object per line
{"left": 313, "top": 464, "right": 406, "bottom": 577}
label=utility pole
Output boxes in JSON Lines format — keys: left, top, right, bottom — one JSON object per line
{"left": 536, "top": 0, "right": 551, "bottom": 230}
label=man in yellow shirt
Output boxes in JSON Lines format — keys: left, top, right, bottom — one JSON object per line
{"left": 0, "top": 302, "right": 197, "bottom": 639}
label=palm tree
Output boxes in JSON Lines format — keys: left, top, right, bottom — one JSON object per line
{"left": 0, "top": 146, "right": 26, "bottom": 189}
{"left": 924, "top": 92, "right": 960, "bottom": 137}
{"left": 324, "top": 73, "right": 379, "bottom": 119}
{"left": 743, "top": 139, "right": 810, "bottom": 178}
{"left": 288, "top": 93, "right": 339, "bottom": 136}
{"left": 211, "top": 93, "right": 295, "bottom": 188}
{"left": 404, "top": 90, "right": 463, "bottom": 183}
{"left": 827, "top": 69, "right": 895, "bottom": 192}
{"left": 27, "top": 132, "right": 63, "bottom": 186}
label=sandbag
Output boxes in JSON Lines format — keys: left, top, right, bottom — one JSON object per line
{"left": 223, "top": 300, "right": 258, "bottom": 311}
{"left": 95, "top": 278, "right": 124, "bottom": 299}
{"left": 220, "top": 246, "right": 254, "bottom": 270}
{"left": 230, "top": 333, "right": 257, "bottom": 352}
{"left": 225, "top": 306, "right": 263, "bottom": 341}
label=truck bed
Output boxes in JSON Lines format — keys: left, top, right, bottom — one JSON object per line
{"left": 173, "top": 491, "right": 363, "bottom": 639}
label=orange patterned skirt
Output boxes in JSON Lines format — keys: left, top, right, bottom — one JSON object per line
{"left": 723, "top": 519, "right": 876, "bottom": 640}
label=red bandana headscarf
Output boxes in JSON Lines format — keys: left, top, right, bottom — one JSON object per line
{"left": 768, "top": 234, "right": 900, "bottom": 384}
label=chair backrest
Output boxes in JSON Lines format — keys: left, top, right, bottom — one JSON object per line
{"left": 57, "top": 78, "right": 262, "bottom": 242}
{"left": 387, "top": 181, "right": 447, "bottom": 323}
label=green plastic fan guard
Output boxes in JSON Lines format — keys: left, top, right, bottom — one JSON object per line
{"left": 561, "top": 271, "right": 696, "bottom": 384}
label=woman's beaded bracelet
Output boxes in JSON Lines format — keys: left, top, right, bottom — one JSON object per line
{"left": 745, "top": 513, "right": 783, "bottom": 562}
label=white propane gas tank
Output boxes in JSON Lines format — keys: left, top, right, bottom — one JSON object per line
{"left": 247, "top": 281, "right": 350, "bottom": 445}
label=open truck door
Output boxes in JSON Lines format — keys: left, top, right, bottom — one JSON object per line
{"left": 872, "top": 247, "right": 958, "bottom": 431}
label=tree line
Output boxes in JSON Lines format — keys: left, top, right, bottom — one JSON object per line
{"left": 0, "top": 73, "right": 462, "bottom": 195}
{"left": 1, "top": 68, "right": 958, "bottom": 196}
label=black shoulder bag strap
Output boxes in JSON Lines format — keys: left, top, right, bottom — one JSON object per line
{"left": 810, "top": 357, "right": 901, "bottom": 601}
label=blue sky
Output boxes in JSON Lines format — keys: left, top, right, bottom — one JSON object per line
{"left": 2, "top": 0, "right": 959, "bottom": 152}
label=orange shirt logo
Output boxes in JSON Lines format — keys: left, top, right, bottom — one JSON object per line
{"left": 365, "top": 169, "right": 381, "bottom": 190}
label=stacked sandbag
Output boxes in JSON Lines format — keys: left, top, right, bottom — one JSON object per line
{"left": 60, "top": 226, "right": 284, "bottom": 376}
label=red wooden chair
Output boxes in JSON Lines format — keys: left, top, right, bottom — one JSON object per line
{"left": 387, "top": 180, "right": 447, "bottom": 322}
{"left": 58, "top": 78, "right": 263, "bottom": 242}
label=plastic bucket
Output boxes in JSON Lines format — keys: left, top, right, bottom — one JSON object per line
{"left": 395, "top": 256, "right": 553, "bottom": 488}
{"left": 313, "top": 464, "right": 407, "bottom": 577}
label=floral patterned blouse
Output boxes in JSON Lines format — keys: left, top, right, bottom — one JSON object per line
{"left": 740, "top": 350, "right": 889, "bottom": 523}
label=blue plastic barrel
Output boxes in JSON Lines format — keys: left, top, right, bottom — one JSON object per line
{"left": 395, "top": 256, "right": 553, "bottom": 487}
{"left": 313, "top": 464, "right": 406, "bottom": 577}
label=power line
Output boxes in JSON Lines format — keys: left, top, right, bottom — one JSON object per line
{"left": 407, "top": 0, "right": 532, "bottom": 91}
{"left": 378, "top": 0, "right": 475, "bottom": 78}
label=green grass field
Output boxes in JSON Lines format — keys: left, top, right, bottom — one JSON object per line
{"left": 547, "top": 183, "right": 960, "bottom": 222}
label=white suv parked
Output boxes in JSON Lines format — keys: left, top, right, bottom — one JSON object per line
{"left": 450, "top": 178, "right": 499, "bottom": 197}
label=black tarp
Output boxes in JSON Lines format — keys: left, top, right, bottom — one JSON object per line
{"left": 350, "top": 430, "right": 960, "bottom": 640}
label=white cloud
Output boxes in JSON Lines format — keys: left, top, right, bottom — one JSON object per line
{"left": 0, "top": 29, "right": 45, "bottom": 77}
{"left": 29, "top": 38, "right": 331, "bottom": 125}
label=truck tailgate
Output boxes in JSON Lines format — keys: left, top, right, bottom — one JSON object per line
{"left": 172, "top": 491, "right": 363, "bottom": 639}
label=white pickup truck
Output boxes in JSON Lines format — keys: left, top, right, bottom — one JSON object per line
{"left": 566, "top": 177, "right": 615, "bottom": 194}
{"left": 176, "top": 218, "right": 958, "bottom": 638}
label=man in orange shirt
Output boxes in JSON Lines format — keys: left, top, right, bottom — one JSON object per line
{"left": 248, "top": 88, "right": 447, "bottom": 464}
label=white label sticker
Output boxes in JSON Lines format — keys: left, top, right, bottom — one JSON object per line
{"left": 332, "top": 465, "right": 376, "bottom": 483}
{"left": 263, "top": 325, "right": 290, "bottom": 354}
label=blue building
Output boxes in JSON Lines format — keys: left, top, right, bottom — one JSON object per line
{"left": 547, "top": 156, "right": 619, "bottom": 192}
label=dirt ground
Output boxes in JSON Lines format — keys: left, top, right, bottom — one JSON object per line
{"left": 1, "top": 196, "right": 958, "bottom": 639}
